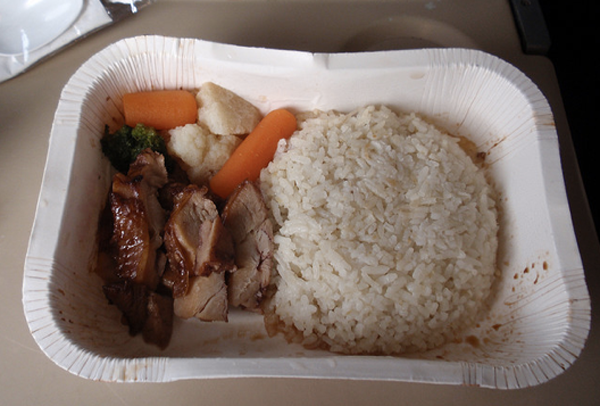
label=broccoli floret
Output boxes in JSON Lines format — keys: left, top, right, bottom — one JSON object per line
{"left": 101, "top": 123, "right": 174, "bottom": 173}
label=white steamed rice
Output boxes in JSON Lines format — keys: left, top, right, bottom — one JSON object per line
{"left": 259, "top": 105, "right": 498, "bottom": 355}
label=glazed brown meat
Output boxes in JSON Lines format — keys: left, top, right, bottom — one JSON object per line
{"left": 102, "top": 281, "right": 148, "bottom": 336}
{"left": 100, "top": 150, "right": 173, "bottom": 349}
{"left": 103, "top": 281, "right": 173, "bottom": 349}
{"left": 222, "top": 181, "right": 274, "bottom": 311}
{"left": 163, "top": 184, "right": 235, "bottom": 320}
{"left": 143, "top": 290, "right": 174, "bottom": 349}
{"left": 98, "top": 152, "right": 276, "bottom": 347}
{"left": 173, "top": 272, "right": 228, "bottom": 321}
{"left": 109, "top": 150, "right": 169, "bottom": 289}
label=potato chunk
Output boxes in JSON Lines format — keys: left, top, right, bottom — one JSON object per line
{"left": 196, "top": 82, "right": 262, "bottom": 136}
{"left": 167, "top": 123, "right": 241, "bottom": 186}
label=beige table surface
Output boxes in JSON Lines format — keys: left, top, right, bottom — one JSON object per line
{"left": 1, "top": 1, "right": 598, "bottom": 405}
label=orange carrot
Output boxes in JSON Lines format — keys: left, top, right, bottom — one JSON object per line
{"left": 123, "top": 90, "right": 197, "bottom": 130}
{"left": 209, "top": 108, "right": 297, "bottom": 199}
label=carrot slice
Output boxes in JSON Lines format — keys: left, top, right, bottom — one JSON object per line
{"left": 123, "top": 90, "right": 197, "bottom": 130}
{"left": 209, "top": 108, "right": 297, "bottom": 199}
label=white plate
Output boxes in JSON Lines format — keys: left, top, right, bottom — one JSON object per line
{"left": 22, "top": 36, "right": 590, "bottom": 388}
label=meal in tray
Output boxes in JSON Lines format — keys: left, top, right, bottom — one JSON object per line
{"left": 95, "top": 82, "right": 499, "bottom": 354}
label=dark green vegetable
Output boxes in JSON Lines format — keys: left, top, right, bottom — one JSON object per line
{"left": 101, "top": 123, "right": 174, "bottom": 173}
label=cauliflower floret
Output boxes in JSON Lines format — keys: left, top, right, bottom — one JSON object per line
{"left": 197, "top": 82, "right": 262, "bottom": 137}
{"left": 167, "top": 123, "right": 241, "bottom": 186}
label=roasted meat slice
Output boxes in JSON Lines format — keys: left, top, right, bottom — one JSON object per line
{"left": 103, "top": 281, "right": 148, "bottom": 336}
{"left": 143, "top": 290, "right": 174, "bottom": 349}
{"left": 95, "top": 199, "right": 120, "bottom": 284}
{"left": 195, "top": 216, "right": 235, "bottom": 275}
{"left": 163, "top": 184, "right": 235, "bottom": 299}
{"left": 173, "top": 272, "right": 228, "bottom": 321}
{"left": 158, "top": 181, "right": 189, "bottom": 213}
{"left": 222, "top": 181, "right": 274, "bottom": 311}
{"left": 109, "top": 150, "right": 169, "bottom": 289}
{"left": 103, "top": 281, "right": 173, "bottom": 349}
{"left": 126, "top": 150, "right": 170, "bottom": 250}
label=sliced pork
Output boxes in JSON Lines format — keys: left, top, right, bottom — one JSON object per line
{"left": 143, "top": 290, "right": 174, "bottom": 349}
{"left": 163, "top": 184, "right": 235, "bottom": 320}
{"left": 102, "top": 281, "right": 148, "bottom": 336}
{"left": 173, "top": 272, "right": 228, "bottom": 321}
{"left": 109, "top": 150, "right": 169, "bottom": 289}
{"left": 222, "top": 181, "right": 274, "bottom": 311}
{"left": 98, "top": 152, "right": 276, "bottom": 348}
{"left": 101, "top": 150, "right": 172, "bottom": 349}
{"left": 103, "top": 281, "right": 173, "bottom": 349}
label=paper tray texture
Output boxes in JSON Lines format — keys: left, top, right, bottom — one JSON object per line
{"left": 22, "top": 35, "right": 590, "bottom": 388}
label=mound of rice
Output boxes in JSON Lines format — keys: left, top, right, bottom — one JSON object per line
{"left": 259, "top": 105, "right": 498, "bottom": 355}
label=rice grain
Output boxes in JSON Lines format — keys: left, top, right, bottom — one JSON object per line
{"left": 260, "top": 105, "right": 498, "bottom": 355}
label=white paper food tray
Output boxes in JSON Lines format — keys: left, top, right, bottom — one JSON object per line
{"left": 22, "top": 35, "right": 590, "bottom": 389}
